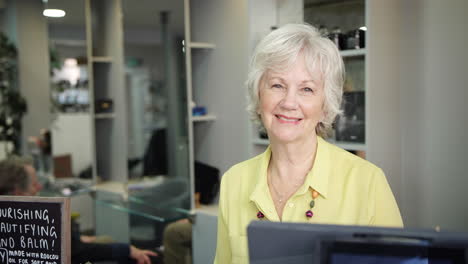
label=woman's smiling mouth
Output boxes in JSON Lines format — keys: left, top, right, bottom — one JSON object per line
{"left": 275, "top": 114, "right": 302, "bottom": 123}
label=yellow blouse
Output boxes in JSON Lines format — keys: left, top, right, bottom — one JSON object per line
{"left": 214, "top": 137, "right": 403, "bottom": 264}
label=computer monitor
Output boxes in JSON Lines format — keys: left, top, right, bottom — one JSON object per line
{"left": 248, "top": 221, "right": 468, "bottom": 264}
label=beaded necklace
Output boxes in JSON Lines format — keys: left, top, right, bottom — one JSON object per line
{"left": 257, "top": 187, "right": 320, "bottom": 220}
{"left": 306, "top": 189, "right": 319, "bottom": 218}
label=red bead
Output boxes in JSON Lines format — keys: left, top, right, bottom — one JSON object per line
{"left": 257, "top": 211, "right": 265, "bottom": 219}
{"left": 306, "top": 210, "right": 313, "bottom": 218}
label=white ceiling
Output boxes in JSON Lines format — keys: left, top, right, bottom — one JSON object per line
{"left": 46, "top": 0, "right": 185, "bottom": 34}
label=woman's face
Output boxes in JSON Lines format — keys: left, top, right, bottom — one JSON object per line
{"left": 258, "top": 55, "right": 325, "bottom": 144}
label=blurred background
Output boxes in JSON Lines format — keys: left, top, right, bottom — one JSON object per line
{"left": 0, "top": 0, "right": 466, "bottom": 263}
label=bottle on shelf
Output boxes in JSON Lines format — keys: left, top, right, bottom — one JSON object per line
{"left": 329, "top": 26, "right": 345, "bottom": 50}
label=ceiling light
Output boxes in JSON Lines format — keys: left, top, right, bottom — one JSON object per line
{"left": 359, "top": 26, "right": 367, "bottom": 31}
{"left": 43, "top": 9, "right": 66, "bottom": 18}
{"left": 64, "top": 58, "right": 78, "bottom": 67}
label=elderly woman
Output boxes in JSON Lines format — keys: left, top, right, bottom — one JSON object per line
{"left": 214, "top": 24, "right": 403, "bottom": 263}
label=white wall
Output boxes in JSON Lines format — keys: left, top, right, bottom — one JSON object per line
{"left": 398, "top": 0, "right": 468, "bottom": 231}
{"left": 51, "top": 114, "right": 92, "bottom": 176}
{"left": 191, "top": 0, "right": 251, "bottom": 174}
{"left": 366, "top": 0, "right": 468, "bottom": 231}
{"left": 277, "top": 0, "right": 304, "bottom": 26}
{"left": 366, "top": 0, "right": 403, "bottom": 205}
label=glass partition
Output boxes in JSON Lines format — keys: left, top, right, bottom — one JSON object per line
{"left": 40, "top": 179, "right": 190, "bottom": 247}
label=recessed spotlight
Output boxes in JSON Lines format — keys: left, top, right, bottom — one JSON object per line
{"left": 64, "top": 58, "right": 78, "bottom": 67}
{"left": 359, "top": 26, "right": 367, "bottom": 31}
{"left": 43, "top": 9, "right": 66, "bottom": 18}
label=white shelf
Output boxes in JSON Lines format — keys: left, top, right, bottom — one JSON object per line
{"left": 340, "top": 49, "right": 366, "bottom": 58}
{"left": 189, "top": 42, "right": 216, "bottom": 49}
{"left": 92, "top": 56, "right": 113, "bottom": 63}
{"left": 327, "top": 139, "right": 367, "bottom": 151}
{"left": 51, "top": 38, "right": 86, "bottom": 47}
{"left": 94, "top": 113, "right": 115, "bottom": 119}
{"left": 252, "top": 138, "right": 269, "bottom": 146}
{"left": 192, "top": 114, "right": 217, "bottom": 122}
{"left": 196, "top": 204, "right": 219, "bottom": 216}
{"left": 252, "top": 138, "right": 366, "bottom": 151}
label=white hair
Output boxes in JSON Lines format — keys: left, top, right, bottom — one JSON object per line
{"left": 246, "top": 23, "right": 345, "bottom": 137}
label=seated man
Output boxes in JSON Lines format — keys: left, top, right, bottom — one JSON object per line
{"left": 163, "top": 161, "right": 220, "bottom": 264}
{"left": 0, "top": 157, "right": 157, "bottom": 264}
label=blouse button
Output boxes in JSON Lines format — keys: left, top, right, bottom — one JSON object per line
{"left": 288, "top": 203, "right": 294, "bottom": 208}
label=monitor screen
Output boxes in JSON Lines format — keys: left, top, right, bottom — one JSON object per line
{"left": 327, "top": 240, "right": 465, "bottom": 264}
{"left": 247, "top": 222, "right": 468, "bottom": 264}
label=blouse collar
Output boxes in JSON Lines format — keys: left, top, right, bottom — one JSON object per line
{"left": 249, "top": 136, "right": 331, "bottom": 211}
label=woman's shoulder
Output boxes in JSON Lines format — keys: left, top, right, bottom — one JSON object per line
{"left": 324, "top": 141, "right": 389, "bottom": 194}
{"left": 225, "top": 153, "right": 265, "bottom": 175}
{"left": 324, "top": 139, "right": 382, "bottom": 174}
{"left": 222, "top": 152, "right": 265, "bottom": 182}
{"left": 218, "top": 152, "right": 266, "bottom": 202}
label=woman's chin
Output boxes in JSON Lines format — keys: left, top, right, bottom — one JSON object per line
{"left": 269, "top": 133, "right": 304, "bottom": 145}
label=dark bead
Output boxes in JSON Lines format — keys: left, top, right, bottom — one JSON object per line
{"left": 257, "top": 211, "right": 265, "bottom": 219}
{"left": 306, "top": 210, "right": 313, "bottom": 218}
{"left": 309, "top": 200, "right": 315, "bottom": 208}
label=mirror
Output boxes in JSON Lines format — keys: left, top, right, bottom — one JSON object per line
{"left": 47, "top": 0, "right": 189, "bottom": 180}
{"left": 121, "top": 0, "right": 189, "bottom": 181}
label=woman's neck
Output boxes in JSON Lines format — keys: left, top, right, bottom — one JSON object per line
{"left": 268, "top": 135, "right": 318, "bottom": 185}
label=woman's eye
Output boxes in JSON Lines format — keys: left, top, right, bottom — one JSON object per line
{"left": 272, "top": 84, "right": 283, "bottom": 89}
{"left": 303, "top": 87, "right": 314, "bottom": 93}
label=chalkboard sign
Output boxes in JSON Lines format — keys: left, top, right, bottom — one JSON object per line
{"left": 0, "top": 196, "right": 70, "bottom": 264}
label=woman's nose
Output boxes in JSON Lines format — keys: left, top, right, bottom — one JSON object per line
{"left": 280, "top": 89, "right": 299, "bottom": 110}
